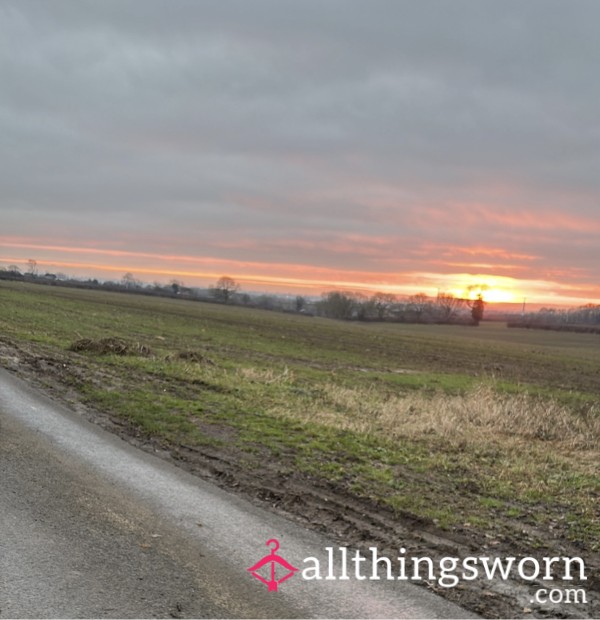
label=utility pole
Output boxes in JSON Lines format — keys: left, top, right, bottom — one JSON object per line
{"left": 522, "top": 297, "right": 526, "bottom": 315}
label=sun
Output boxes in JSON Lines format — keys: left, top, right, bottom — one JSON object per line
{"left": 456, "top": 281, "right": 519, "bottom": 304}
{"left": 479, "top": 288, "right": 517, "bottom": 304}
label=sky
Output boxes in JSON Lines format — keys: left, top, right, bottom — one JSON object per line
{"left": 1, "top": 0, "right": 600, "bottom": 306}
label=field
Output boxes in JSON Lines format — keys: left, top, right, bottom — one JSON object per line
{"left": 1, "top": 280, "right": 598, "bottom": 617}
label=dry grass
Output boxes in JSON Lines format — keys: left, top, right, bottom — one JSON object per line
{"left": 273, "top": 383, "right": 600, "bottom": 450}
{"left": 237, "top": 365, "right": 294, "bottom": 384}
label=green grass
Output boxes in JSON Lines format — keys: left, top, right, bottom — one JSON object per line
{"left": 1, "top": 280, "right": 599, "bottom": 552}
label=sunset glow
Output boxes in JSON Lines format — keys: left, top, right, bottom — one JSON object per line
{"left": 1, "top": 237, "right": 598, "bottom": 307}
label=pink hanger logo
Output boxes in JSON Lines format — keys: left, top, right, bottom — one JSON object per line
{"left": 247, "top": 538, "right": 299, "bottom": 592}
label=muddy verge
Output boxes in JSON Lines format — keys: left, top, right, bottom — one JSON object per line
{"left": 0, "top": 336, "right": 597, "bottom": 619}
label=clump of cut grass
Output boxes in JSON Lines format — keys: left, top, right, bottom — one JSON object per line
{"left": 69, "top": 337, "right": 153, "bottom": 357}
{"left": 275, "top": 383, "right": 600, "bottom": 450}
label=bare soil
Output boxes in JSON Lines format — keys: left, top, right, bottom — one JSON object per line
{"left": 1, "top": 336, "right": 598, "bottom": 619}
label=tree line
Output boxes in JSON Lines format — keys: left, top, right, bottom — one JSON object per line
{"left": 208, "top": 277, "right": 486, "bottom": 325}
{"left": 0, "top": 263, "right": 486, "bottom": 325}
{"left": 314, "top": 290, "right": 485, "bottom": 325}
{"left": 508, "top": 304, "right": 600, "bottom": 334}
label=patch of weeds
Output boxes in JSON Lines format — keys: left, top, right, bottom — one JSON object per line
{"left": 478, "top": 496, "right": 505, "bottom": 510}
{"left": 504, "top": 506, "right": 524, "bottom": 518}
{"left": 463, "top": 515, "right": 490, "bottom": 529}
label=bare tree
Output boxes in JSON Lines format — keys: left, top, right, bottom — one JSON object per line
{"left": 371, "top": 292, "right": 396, "bottom": 320}
{"left": 121, "top": 272, "right": 140, "bottom": 289}
{"left": 27, "top": 259, "right": 38, "bottom": 276}
{"left": 435, "top": 292, "right": 464, "bottom": 323}
{"left": 210, "top": 276, "right": 240, "bottom": 303}
{"left": 346, "top": 294, "right": 371, "bottom": 320}
{"left": 408, "top": 293, "right": 431, "bottom": 322}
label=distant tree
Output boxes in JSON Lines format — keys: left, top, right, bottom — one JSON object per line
{"left": 210, "top": 276, "right": 240, "bottom": 303}
{"left": 351, "top": 292, "right": 372, "bottom": 321}
{"left": 317, "top": 291, "right": 356, "bottom": 320}
{"left": 295, "top": 295, "right": 306, "bottom": 313}
{"left": 408, "top": 293, "right": 430, "bottom": 322}
{"left": 579, "top": 304, "right": 600, "bottom": 324}
{"left": 7, "top": 264, "right": 21, "bottom": 275}
{"left": 170, "top": 279, "right": 184, "bottom": 295}
{"left": 435, "top": 292, "right": 464, "bottom": 323}
{"left": 27, "top": 259, "right": 38, "bottom": 276}
{"left": 121, "top": 272, "right": 140, "bottom": 289}
{"left": 469, "top": 294, "right": 485, "bottom": 325}
{"left": 371, "top": 292, "right": 396, "bottom": 320}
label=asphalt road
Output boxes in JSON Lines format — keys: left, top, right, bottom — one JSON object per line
{"left": 0, "top": 368, "right": 473, "bottom": 618}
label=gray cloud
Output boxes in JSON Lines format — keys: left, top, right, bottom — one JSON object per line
{"left": 1, "top": 0, "right": 599, "bottom": 299}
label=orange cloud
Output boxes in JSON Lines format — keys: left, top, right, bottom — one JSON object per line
{"left": 427, "top": 245, "right": 539, "bottom": 261}
{"left": 421, "top": 204, "right": 600, "bottom": 235}
{"left": 1, "top": 236, "right": 599, "bottom": 306}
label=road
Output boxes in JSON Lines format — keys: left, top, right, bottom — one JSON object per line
{"left": 0, "top": 368, "right": 472, "bottom": 618}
